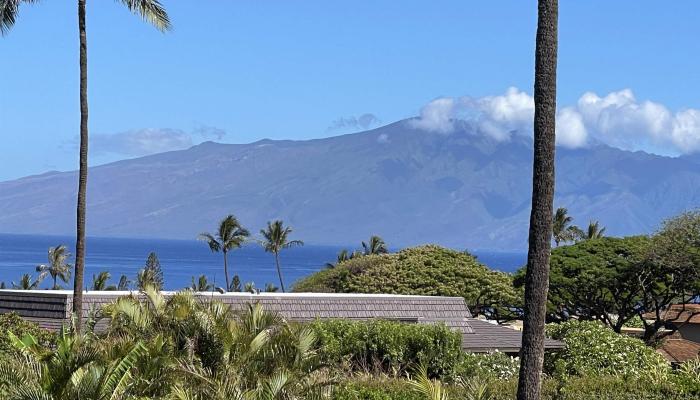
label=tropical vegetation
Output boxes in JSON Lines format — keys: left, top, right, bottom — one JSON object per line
{"left": 260, "top": 220, "right": 304, "bottom": 292}
{"left": 295, "top": 245, "right": 520, "bottom": 322}
{"left": 199, "top": 214, "right": 251, "bottom": 292}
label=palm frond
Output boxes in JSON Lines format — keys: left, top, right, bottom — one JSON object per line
{"left": 118, "top": 0, "right": 171, "bottom": 32}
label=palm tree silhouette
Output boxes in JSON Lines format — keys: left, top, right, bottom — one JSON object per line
{"left": 36, "top": 245, "right": 72, "bottom": 290}
{"left": 362, "top": 235, "right": 389, "bottom": 255}
{"left": 199, "top": 215, "right": 250, "bottom": 292}
{"left": 552, "top": 207, "right": 574, "bottom": 246}
{"left": 12, "top": 274, "right": 42, "bottom": 290}
{"left": 584, "top": 220, "right": 606, "bottom": 240}
{"left": 91, "top": 271, "right": 117, "bottom": 291}
{"left": 260, "top": 220, "right": 303, "bottom": 292}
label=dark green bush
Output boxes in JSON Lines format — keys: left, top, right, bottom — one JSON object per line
{"left": 332, "top": 379, "right": 424, "bottom": 400}
{"left": 311, "top": 318, "right": 462, "bottom": 379}
{"left": 333, "top": 376, "right": 694, "bottom": 400}
{"left": 294, "top": 245, "right": 520, "bottom": 319}
{"left": 0, "top": 312, "right": 54, "bottom": 357}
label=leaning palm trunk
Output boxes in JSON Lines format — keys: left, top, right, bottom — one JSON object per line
{"left": 517, "top": 1, "right": 558, "bottom": 400}
{"left": 73, "top": 0, "right": 89, "bottom": 333}
{"left": 274, "top": 252, "right": 285, "bottom": 293}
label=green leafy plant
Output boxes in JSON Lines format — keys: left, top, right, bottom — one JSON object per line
{"left": 545, "top": 320, "right": 669, "bottom": 377}
{"left": 311, "top": 318, "right": 462, "bottom": 379}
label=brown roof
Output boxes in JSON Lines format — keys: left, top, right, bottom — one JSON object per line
{"left": 642, "top": 304, "right": 700, "bottom": 325}
{"left": 657, "top": 337, "right": 700, "bottom": 363}
{"left": 0, "top": 290, "right": 563, "bottom": 353}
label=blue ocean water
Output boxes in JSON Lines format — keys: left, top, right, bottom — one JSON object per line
{"left": 0, "top": 234, "right": 525, "bottom": 290}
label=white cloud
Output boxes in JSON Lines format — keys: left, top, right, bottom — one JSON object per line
{"left": 556, "top": 107, "right": 587, "bottom": 148}
{"left": 327, "top": 113, "right": 381, "bottom": 133}
{"left": 410, "top": 87, "right": 533, "bottom": 139}
{"left": 85, "top": 125, "right": 229, "bottom": 157}
{"left": 409, "top": 87, "right": 700, "bottom": 155}
{"left": 409, "top": 97, "right": 457, "bottom": 134}
{"left": 91, "top": 128, "right": 193, "bottom": 156}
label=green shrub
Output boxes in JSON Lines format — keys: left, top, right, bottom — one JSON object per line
{"left": 332, "top": 378, "right": 424, "bottom": 400}
{"left": 672, "top": 358, "right": 700, "bottom": 395}
{"left": 311, "top": 319, "right": 462, "bottom": 379}
{"left": 545, "top": 320, "right": 669, "bottom": 377}
{"left": 334, "top": 376, "right": 693, "bottom": 400}
{"left": 0, "top": 313, "right": 54, "bottom": 357}
{"left": 294, "top": 245, "right": 520, "bottom": 320}
{"left": 457, "top": 351, "right": 519, "bottom": 380}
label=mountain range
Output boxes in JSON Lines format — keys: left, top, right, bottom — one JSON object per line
{"left": 2, "top": 119, "right": 699, "bottom": 250}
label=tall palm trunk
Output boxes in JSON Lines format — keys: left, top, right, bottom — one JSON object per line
{"left": 517, "top": 1, "right": 558, "bottom": 400}
{"left": 72, "top": 0, "right": 89, "bottom": 333}
{"left": 223, "top": 250, "right": 230, "bottom": 292}
{"left": 274, "top": 252, "right": 286, "bottom": 292}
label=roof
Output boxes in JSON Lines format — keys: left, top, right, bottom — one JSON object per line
{"left": 0, "top": 290, "right": 563, "bottom": 353}
{"left": 463, "top": 319, "right": 564, "bottom": 352}
{"left": 641, "top": 304, "right": 700, "bottom": 325}
{"left": 657, "top": 337, "right": 700, "bottom": 364}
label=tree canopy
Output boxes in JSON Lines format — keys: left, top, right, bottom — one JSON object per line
{"left": 514, "top": 236, "right": 650, "bottom": 331}
{"left": 294, "top": 245, "right": 520, "bottom": 321}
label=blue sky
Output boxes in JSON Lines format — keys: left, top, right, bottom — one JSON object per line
{"left": 2, "top": 1, "right": 700, "bottom": 180}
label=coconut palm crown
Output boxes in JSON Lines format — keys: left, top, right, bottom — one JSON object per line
{"left": 199, "top": 214, "right": 250, "bottom": 291}
{"left": 260, "top": 220, "right": 304, "bottom": 293}
{"left": 36, "top": 245, "right": 72, "bottom": 290}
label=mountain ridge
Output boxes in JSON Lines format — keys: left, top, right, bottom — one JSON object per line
{"left": 1, "top": 119, "right": 699, "bottom": 250}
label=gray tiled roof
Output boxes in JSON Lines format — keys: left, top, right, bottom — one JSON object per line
{"left": 0, "top": 290, "right": 563, "bottom": 353}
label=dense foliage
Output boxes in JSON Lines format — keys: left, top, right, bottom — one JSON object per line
{"left": 330, "top": 375, "right": 691, "bottom": 400}
{"left": 515, "top": 211, "right": 700, "bottom": 344}
{"left": 0, "top": 312, "right": 54, "bottom": 357}
{"left": 0, "top": 287, "right": 332, "bottom": 399}
{"left": 0, "top": 291, "right": 699, "bottom": 399}
{"left": 514, "top": 236, "right": 650, "bottom": 330}
{"left": 311, "top": 319, "right": 462, "bottom": 379}
{"left": 295, "top": 245, "right": 519, "bottom": 320}
{"left": 545, "top": 320, "right": 669, "bottom": 377}
{"left": 458, "top": 351, "right": 520, "bottom": 380}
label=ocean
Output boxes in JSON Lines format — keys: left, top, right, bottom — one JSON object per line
{"left": 0, "top": 233, "right": 526, "bottom": 290}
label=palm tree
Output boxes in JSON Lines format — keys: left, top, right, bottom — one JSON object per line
{"left": 583, "top": 220, "right": 606, "bottom": 240}
{"left": 517, "top": 1, "right": 558, "bottom": 400}
{"left": 1, "top": 0, "right": 171, "bottom": 332}
{"left": 117, "top": 274, "right": 131, "bottom": 291}
{"left": 264, "top": 283, "right": 279, "bottom": 292}
{"left": 36, "top": 245, "right": 73, "bottom": 289}
{"left": 0, "top": 328, "right": 144, "bottom": 400}
{"left": 362, "top": 235, "right": 389, "bottom": 255}
{"left": 91, "top": 271, "right": 117, "bottom": 291}
{"left": 552, "top": 207, "right": 574, "bottom": 246}
{"left": 199, "top": 215, "right": 250, "bottom": 292}
{"left": 325, "top": 248, "right": 352, "bottom": 268}
{"left": 260, "top": 220, "right": 304, "bottom": 293}
{"left": 191, "top": 275, "right": 213, "bottom": 292}
{"left": 12, "top": 273, "right": 41, "bottom": 290}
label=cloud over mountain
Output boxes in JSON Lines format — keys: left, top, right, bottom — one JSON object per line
{"left": 410, "top": 88, "right": 700, "bottom": 155}
{"left": 89, "top": 126, "right": 228, "bottom": 157}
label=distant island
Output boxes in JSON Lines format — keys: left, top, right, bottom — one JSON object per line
{"left": 2, "top": 119, "right": 699, "bottom": 250}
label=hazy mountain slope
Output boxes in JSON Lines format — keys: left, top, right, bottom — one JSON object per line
{"left": 1, "top": 120, "right": 699, "bottom": 250}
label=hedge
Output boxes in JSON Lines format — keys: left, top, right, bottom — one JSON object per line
{"left": 310, "top": 319, "right": 463, "bottom": 379}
